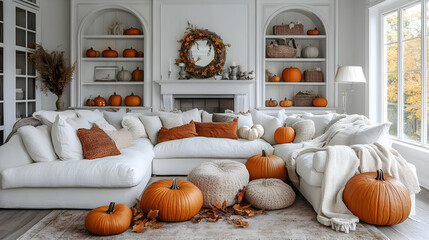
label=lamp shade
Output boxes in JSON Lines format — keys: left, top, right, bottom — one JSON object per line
{"left": 334, "top": 66, "right": 366, "bottom": 84}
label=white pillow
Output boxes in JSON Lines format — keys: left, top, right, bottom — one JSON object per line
{"left": 158, "top": 108, "right": 201, "bottom": 124}
{"left": 122, "top": 116, "right": 147, "bottom": 139}
{"left": 285, "top": 115, "right": 302, "bottom": 127}
{"left": 0, "top": 134, "right": 33, "bottom": 172}
{"left": 75, "top": 109, "right": 104, "bottom": 123}
{"left": 202, "top": 111, "right": 213, "bottom": 122}
{"left": 106, "top": 128, "right": 134, "bottom": 150}
{"left": 18, "top": 125, "right": 58, "bottom": 162}
{"left": 139, "top": 115, "right": 162, "bottom": 145}
{"left": 217, "top": 113, "right": 253, "bottom": 129}
{"left": 94, "top": 118, "right": 117, "bottom": 132}
{"left": 33, "top": 110, "right": 77, "bottom": 127}
{"left": 328, "top": 123, "right": 391, "bottom": 146}
{"left": 302, "top": 113, "right": 334, "bottom": 138}
{"left": 159, "top": 114, "right": 184, "bottom": 129}
{"left": 103, "top": 109, "right": 127, "bottom": 130}
{"left": 250, "top": 109, "right": 282, "bottom": 144}
{"left": 66, "top": 117, "right": 92, "bottom": 130}
{"left": 51, "top": 115, "right": 90, "bottom": 161}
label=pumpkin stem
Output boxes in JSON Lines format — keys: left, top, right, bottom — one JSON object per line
{"left": 108, "top": 47, "right": 112, "bottom": 50}
{"left": 170, "top": 178, "right": 179, "bottom": 190}
{"left": 261, "top": 149, "right": 267, "bottom": 157}
{"left": 106, "top": 202, "right": 115, "bottom": 214}
{"left": 375, "top": 169, "right": 385, "bottom": 181}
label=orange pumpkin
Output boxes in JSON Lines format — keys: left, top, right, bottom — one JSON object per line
{"left": 274, "top": 127, "right": 295, "bottom": 144}
{"left": 313, "top": 96, "right": 328, "bottom": 107}
{"left": 279, "top": 98, "right": 293, "bottom": 107}
{"left": 270, "top": 75, "right": 281, "bottom": 82}
{"left": 132, "top": 67, "right": 144, "bottom": 81}
{"left": 307, "top": 28, "right": 320, "bottom": 35}
{"left": 124, "top": 27, "right": 142, "bottom": 35}
{"left": 85, "top": 202, "right": 132, "bottom": 236}
{"left": 86, "top": 98, "right": 95, "bottom": 106}
{"left": 86, "top": 47, "right": 98, "bottom": 57}
{"left": 140, "top": 178, "right": 203, "bottom": 222}
{"left": 265, "top": 98, "right": 278, "bottom": 107}
{"left": 123, "top": 48, "right": 137, "bottom": 58}
{"left": 102, "top": 47, "right": 118, "bottom": 58}
{"left": 124, "top": 93, "right": 141, "bottom": 106}
{"left": 282, "top": 67, "right": 302, "bottom": 82}
{"left": 136, "top": 51, "right": 144, "bottom": 57}
{"left": 246, "top": 150, "right": 287, "bottom": 181}
{"left": 108, "top": 92, "right": 122, "bottom": 106}
{"left": 343, "top": 169, "right": 411, "bottom": 225}
{"left": 94, "top": 95, "right": 106, "bottom": 106}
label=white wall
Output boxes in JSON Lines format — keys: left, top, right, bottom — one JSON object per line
{"left": 40, "top": 0, "right": 71, "bottom": 110}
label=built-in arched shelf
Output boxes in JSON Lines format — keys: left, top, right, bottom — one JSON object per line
{"left": 75, "top": 6, "right": 150, "bottom": 109}
{"left": 260, "top": 7, "right": 335, "bottom": 110}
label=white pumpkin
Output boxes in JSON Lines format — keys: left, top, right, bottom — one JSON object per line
{"left": 238, "top": 124, "right": 265, "bottom": 141}
{"left": 238, "top": 125, "right": 251, "bottom": 139}
{"left": 247, "top": 128, "right": 260, "bottom": 141}
{"left": 117, "top": 67, "right": 132, "bottom": 81}
{"left": 302, "top": 45, "right": 319, "bottom": 58}
{"left": 253, "top": 124, "right": 264, "bottom": 138}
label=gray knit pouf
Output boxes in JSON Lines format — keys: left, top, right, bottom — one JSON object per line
{"left": 245, "top": 178, "right": 296, "bottom": 210}
{"left": 187, "top": 160, "right": 249, "bottom": 208}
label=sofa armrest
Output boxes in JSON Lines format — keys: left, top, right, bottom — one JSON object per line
{"left": 0, "top": 134, "right": 33, "bottom": 173}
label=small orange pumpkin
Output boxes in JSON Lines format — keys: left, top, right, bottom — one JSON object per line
{"left": 123, "top": 48, "right": 137, "bottom": 58}
{"left": 343, "top": 169, "right": 411, "bottom": 225}
{"left": 85, "top": 202, "right": 132, "bottom": 236}
{"left": 307, "top": 28, "right": 320, "bottom": 35}
{"left": 282, "top": 67, "right": 302, "bottom": 82}
{"left": 86, "top": 47, "right": 98, "bottom": 57}
{"left": 274, "top": 127, "right": 295, "bottom": 144}
{"left": 140, "top": 178, "right": 203, "bottom": 222}
{"left": 124, "top": 27, "right": 142, "bottom": 35}
{"left": 279, "top": 98, "right": 293, "bottom": 107}
{"left": 265, "top": 98, "right": 278, "bottom": 107}
{"left": 94, "top": 95, "right": 106, "bottom": 106}
{"left": 132, "top": 67, "right": 144, "bottom": 81}
{"left": 270, "top": 75, "right": 281, "bottom": 82}
{"left": 102, "top": 47, "right": 118, "bottom": 58}
{"left": 246, "top": 150, "right": 287, "bottom": 181}
{"left": 86, "top": 98, "right": 95, "bottom": 106}
{"left": 108, "top": 92, "right": 122, "bottom": 106}
{"left": 124, "top": 93, "right": 141, "bottom": 106}
{"left": 313, "top": 96, "right": 328, "bottom": 107}
{"left": 136, "top": 51, "right": 144, "bottom": 57}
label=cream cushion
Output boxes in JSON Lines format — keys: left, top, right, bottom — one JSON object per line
{"left": 103, "top": 109, "right": 126, "bottom": 130}
{"left": 75, "top": 109, "right": 104, "bottom": 123}
{"left": 32, "top": 110, "right": 77, "bottom": 127}
{"left": 245, "top": 178, "right": 296, "bottom": 210}
{"left": 250, "top": 109, "right": 283, "bottom": 144}
{"left": 292, "top": 120, "right": 315, "bottom": 143}
{"left": 302, "top": 113, "right": 334, "bottom": 138}
{"left": 94, "top": 118, "right": 116, "bottom": 132}
{"left": 107, "top": 128, "right": 134, "bottom": 150}
{"left": 66, "top": 116, "right": 92, "bottom": 130}
{"left": 158, "top": 108, "right": 201, "bottom": 124}
{"left": 18, "top": 125, "right": 58, "bottom": 162}
{"left": 202, "top": 111, "right": 213, "bottom": 122}
{"left": 139, "top": 115, "right": 162, "bottom": 145}
{"left": 328, "top": 123, "right": 391, "bottom": 146}
{"left": 187, "top": 160, "right": 249, "bottom": 207}
{"left": 159, "top": 114, "right": 184, "bottom": 128}
{"left": 121, "top": 116, "right": 147, "bottom": 139}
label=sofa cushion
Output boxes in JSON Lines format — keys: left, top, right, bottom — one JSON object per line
{"left": 273, "top": 142, "right": 305, "bottom": 162}
{"left": 328, "top": 123, "right": 391, "bottom": 146}
{"left": 250, "top": 109, "right": 283, "bottom": 144}
{"left": 106, "top": 128, "right": 134, "bottom": 150}
{"left": 75, "top": 109, "right": 104, "bottom": 123}
{"left": 77, "top": 127, "right": 121, "bottom": 160}
{"left": 121, "top": 116, "right": 147, "bottom": 139}
{"left": 158, "top": 121, "right": 197, "bottom": 143}
{"left": 33, "top": 110, "right": 77, "bottom": 127}
{"left": 312, "top": 151, "right": 328, "bottom": 173}
{"left": 159, "top": 114, "right": 184, "bottom": 129}
{"left": 158, "top": 108, "right": 201, "bottom": 123}
{"left": 18, "top": 125, "right": 58, "bottom": 162}
{"left": 103, "top": 109, "right": 126, "bottom": 130}
{"left": 1, "top": 138, "right": 154, "bottom": 189}
{"left": 139, "top": 115, "right": 162, "bottom": 145}
{"left": 0, "top": 134, "right": 33, "bottom": 172}
{"left": 302, "top": 113, "right": 334, "bottom": 138}
{"left": 195, "top": 118, "right": 238, "bottom": 139}
{"left": 154, "top": 137, "right": 274, "bottom": 159}
{"left": 296, "top": 152, "right": 323, "bottom": 187}
{"left": 292, "top": 120, "right": 315, "bottom": 143}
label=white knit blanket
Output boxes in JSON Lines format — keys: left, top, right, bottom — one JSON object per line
{"left": 286, "top": 116, "right": 421, "bottom": 233}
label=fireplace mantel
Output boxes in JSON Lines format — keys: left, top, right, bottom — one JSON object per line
{"left": 154, "top": 80, "right": 255, "bottom": 112}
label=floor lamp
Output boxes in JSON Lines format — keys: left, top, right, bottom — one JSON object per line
{"left": 334, "top": 65, "right": 367, "bottom": 114}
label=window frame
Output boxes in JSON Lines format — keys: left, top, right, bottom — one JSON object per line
{"left": 381, "top": 0, "right": 428, "bottom": 146}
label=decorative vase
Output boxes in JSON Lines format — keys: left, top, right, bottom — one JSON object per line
{"left": 56, "top": 95, "right": 64, "bottom": 111}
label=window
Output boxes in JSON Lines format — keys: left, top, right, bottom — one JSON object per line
{"left": 383, "top": 1, "right": 428, "bottom": 145}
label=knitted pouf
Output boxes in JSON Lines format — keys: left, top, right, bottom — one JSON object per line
{"left": 245, "top": 178, "right": 296, "bottom": 210}
{"left": 187, "top": 160, "right": 249, "bottom": 208}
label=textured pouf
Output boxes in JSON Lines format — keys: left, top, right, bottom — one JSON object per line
{"left": 187, "top": 160, "right": 249, "bottom": 208}
{"left": 245, "top": 178, "right": 296, "bottom": 210}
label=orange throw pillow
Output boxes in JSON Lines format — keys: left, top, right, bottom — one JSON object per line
{"left": 158, "top": 121, "right": 198, "bottom": 143}
{"left": 77, "top": 126, "right": 121, "bottom": 160}
{"left": 195, "top": 118, "right": 238, "bottom": 139}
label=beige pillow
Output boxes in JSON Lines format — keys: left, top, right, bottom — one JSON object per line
{"left": 122, "top": 116, "right": 147, "bottom": 139}
{"left": 159, "top": 114, "right": 184, "bottom": 129}
{"left": 106, "top": 128, "right": 134, "bottom": 150}
{"left": 292, "top": 120, "right": 315, "bottom": 143}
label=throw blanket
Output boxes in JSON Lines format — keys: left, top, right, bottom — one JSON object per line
{"left": 287, "top": 116, "right": 420, "bottom": 233}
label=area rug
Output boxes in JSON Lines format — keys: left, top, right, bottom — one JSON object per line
{"left": 18, "top": 193, "right": 387, "bottom": 240}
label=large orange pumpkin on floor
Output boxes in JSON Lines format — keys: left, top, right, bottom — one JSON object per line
{"left": 246, "top": 150, "right": 287, "bottom": 181}
{"left": 274, "top": 127, "right": 295, "bottom": 144}
{"left": 85, "top": 202, "right": 132, "bottom": 236}
{"left": 124, "top": 93, "right": 141, "bottom": 106}
{"left": 108, "top": 92, "right": 122, "bottom": 106}
{"left": 282, "top": 67, "right": 302, "bottom": 82}
{"left": 343, "top": 169, "right": 411, "bottom": 225}
{"left": 140, "top": 178, "right": 203, "bottom": 222}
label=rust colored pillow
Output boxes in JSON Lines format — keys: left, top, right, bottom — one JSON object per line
{"left": 158, "top": 121, "right": 198, "bottom": 143}
{"left": 77, "top": 126, "right": 121, "bottom": 160}
{"left": 195, "top": 118, "right": 238, "bottom": 139}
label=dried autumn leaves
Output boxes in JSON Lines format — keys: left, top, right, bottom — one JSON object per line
{"left": 191, "top": 186, "right": 265, "bottom": 228}
{"left": 131, "top": 199, "right": 163, "bottom": 233}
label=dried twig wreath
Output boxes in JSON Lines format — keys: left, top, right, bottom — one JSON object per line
{"left": 176, "top": 22, "right": 230, "bottom": 78}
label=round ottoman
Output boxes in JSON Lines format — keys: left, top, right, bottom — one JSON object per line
{"left": 187, "top": 160, "right": 249, "bottom": 208}
{"left": 245, "top": 178, "right": 295, "bottom": 210}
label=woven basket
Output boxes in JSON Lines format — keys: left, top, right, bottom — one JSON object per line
{"left": 273, "top": 23, "right": 304, "bottom": 35}
{"left": 266, "top": 45, "right": 296, "bottom": 58}
{"left": 303, "top": 70, "right": 323, "bottom": 82}
{"left": 294, "top": 92, "right": 315, "bottom": 106}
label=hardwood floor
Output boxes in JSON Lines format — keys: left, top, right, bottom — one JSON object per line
{"left": 0, "top": 188, "right": 428, "bottom": 240}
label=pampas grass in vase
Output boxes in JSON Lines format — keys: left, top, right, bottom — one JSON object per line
{"left": 28, "top": 44, "right": 76, "bottom": 111}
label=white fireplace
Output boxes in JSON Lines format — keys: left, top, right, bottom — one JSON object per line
{"left": 155, "top": 80, "right": 255, "bottom": 112}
